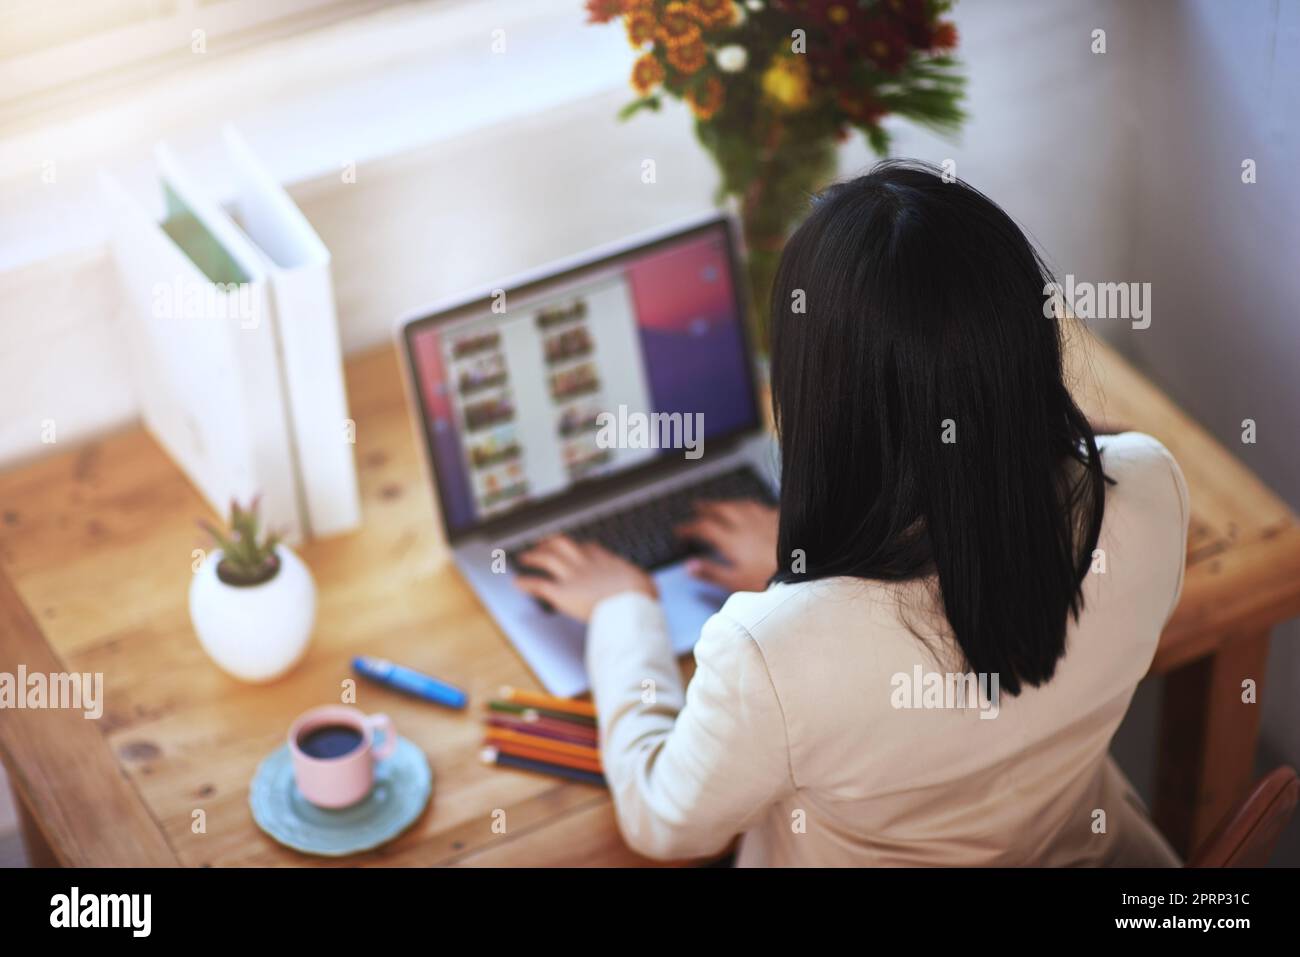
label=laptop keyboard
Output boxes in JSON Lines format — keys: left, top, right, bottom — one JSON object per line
{"left": 509, "top": 465, "right": 776, "bottom": 573}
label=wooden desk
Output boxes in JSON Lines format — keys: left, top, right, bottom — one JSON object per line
{"left": 2, "top": 335, "right": 1298, "bottom": 866}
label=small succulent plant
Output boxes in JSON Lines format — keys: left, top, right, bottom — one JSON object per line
{"left": 199, "top": 497, "right": 282, "bottom": 586}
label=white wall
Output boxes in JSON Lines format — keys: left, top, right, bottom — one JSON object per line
{"left": 283, "top": 0, "right": 1147, "bottom": 357}
{"left": 1124, "top": 0, "right": 1300, "bottom": 864}
{"left": 0, "top": 0, "right": 1141, "bottom": 467}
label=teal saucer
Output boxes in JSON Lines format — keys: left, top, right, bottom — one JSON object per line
{"left": 249, "top": 736, "right": 432, "bottom": 857}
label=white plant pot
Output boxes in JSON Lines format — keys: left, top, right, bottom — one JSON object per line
{"left": 189, "top": 545, "right": 316, "bottom": 683}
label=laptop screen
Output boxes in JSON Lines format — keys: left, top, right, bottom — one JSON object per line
{"left": 403, "top": 218, "right": 760, "bottom": 538}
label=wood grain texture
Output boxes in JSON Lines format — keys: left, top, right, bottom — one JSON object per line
{"left": 14, "top": 792, "right": 58, "bottom": 868}
{"left": 0, "top": 571, "right": 178, "bottom": 866}
{"left": 1153, "top": 525, "right": 1300, "bottom": 675}
{"left": 0, "top": 332, "right": 1296, "bottom": 866}
{"left": 1154, "top": 631, "right": 1273, "bottom": 856}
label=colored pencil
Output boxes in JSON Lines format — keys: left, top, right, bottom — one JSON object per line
{"left": 486, "top": 715, "right": 598, "bottom": 747}
{"left": 488, "top": 700, "right": 597, "bottom": 727}
{"left": 498, "top": 685, "right": 597, "bottom": 719}
{"left": 486, "top": 738, "right": 602, "bottom": 774}
{"left": 485, "top": 727, "right": 600, "bottom": 762}
{"left": 481, "top": 747, "right": 605, "bottom": 787}
{"left": 520, "top": 711, "right": 600, "bottom": 742}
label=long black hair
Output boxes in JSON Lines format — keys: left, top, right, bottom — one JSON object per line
{"left": 768, "top": 159, "right": 1107, "bottom": 696}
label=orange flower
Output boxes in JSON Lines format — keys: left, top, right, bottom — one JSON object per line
{"left": 657, "top": 3, "right": 702, "bottom": 49}
{"left": 931, "top": 21, "right": 959, "bottom": 50}
{"left": 687, "top": 75, "right": 725, "bottom": 120}
{"left": 667, "top": 38, "right": 708, "bottom": 74}
{"left": 584, "top": 0, "right": 624, "bottom": 24}
{"left": 685, "top": 0, "right": 737, "bottom": 28}
{"left": 625, "top": 9, "right": 656, "bottom": 47}
{"left": 631, "top": 52, "right": 665, "bottom": 94}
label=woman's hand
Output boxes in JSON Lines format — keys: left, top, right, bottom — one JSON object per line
{"left": 676, "top": 499, "right": 779, "bottom": 594}
{"left": 513, "top": 535, "right": 657, "bottom": 622}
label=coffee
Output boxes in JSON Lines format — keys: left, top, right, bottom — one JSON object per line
{"left": 297, "top": 723, "right": 364, "bottom": 760}
{"left": 288, "top": 706, "right": 397, "bottom": 808}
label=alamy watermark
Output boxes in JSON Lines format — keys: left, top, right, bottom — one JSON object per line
{"left": 890, "top": 665, "right": 1000, "bottom": 720}
{"left": 1043, "top": 274, "right": 1151, "bottom": 330}
{"left": 152, "top": 277, "right": 259, "bottom": 329}
{"left": 595, "top": 405, "right": 704, "bottom": 460}
{"left": 0, "top": 666, "right": 103, "bottom": 719}
{"left": 50, "top": 887, "right": 150, "bottom": 937}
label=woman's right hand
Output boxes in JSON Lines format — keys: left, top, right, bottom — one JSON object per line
{"left": 676, "top": 499, "right": 779, "bottom": 594}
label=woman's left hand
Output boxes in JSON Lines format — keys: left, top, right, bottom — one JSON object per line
{"left": 513, "top": 535, "right": 657, "bottom": 622}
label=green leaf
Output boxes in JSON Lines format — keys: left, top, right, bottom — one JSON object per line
{"left": 202, "top": 495, "right": 281, "bottom": 577}
{"left": 198, "top": 520, "right": 235, "bottom": 557}
{"left": 865, "top": 124, "right": 892, "bottom": 156}
{"left": 618, "top": 96, "right": 661, "bottom": 121}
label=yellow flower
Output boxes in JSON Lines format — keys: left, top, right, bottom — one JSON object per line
{"left": 687, "top": 75, "right": 726, "bottom": 120}
{"left": 631, "top": 52, "right": 665, "bottom": 94}
{"left": 667, "top": 38, "right": 708, "bottom": 74}
{"left": 761, "top": 55, "right": 811, "bottom": 111}
{"left": 625, "top": 9, "right": 656, "bottom": 47}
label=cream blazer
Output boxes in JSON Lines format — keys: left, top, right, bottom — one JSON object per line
{"left": 585, "top": 433, "right": 1188, "bottom": 866}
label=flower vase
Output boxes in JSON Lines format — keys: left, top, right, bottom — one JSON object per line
{"left": 733, "top": 137, "right": 838, "bottom": 356}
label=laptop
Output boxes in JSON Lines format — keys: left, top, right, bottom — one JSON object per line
{"left": 397, "top": 214, "right": 778, "bottom": 696}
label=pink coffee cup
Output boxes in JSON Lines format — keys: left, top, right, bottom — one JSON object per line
{"left": 288, "top": 705, "right": 397, "bottom": 809}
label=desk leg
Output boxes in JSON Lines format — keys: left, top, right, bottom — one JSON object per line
{"left": 11, "top": 783, "right": 59, "bottom": 868}
{"left": 1153, "top": 630, "right": 1271, "bottom": 857}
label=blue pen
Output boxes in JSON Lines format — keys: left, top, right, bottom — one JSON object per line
{"left": 352, "top": 656, "right": 469, "bottom": 710}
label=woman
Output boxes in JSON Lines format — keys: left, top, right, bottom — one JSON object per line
{"left": 514, "top": 161, "right": 1187, "bottom": 867}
